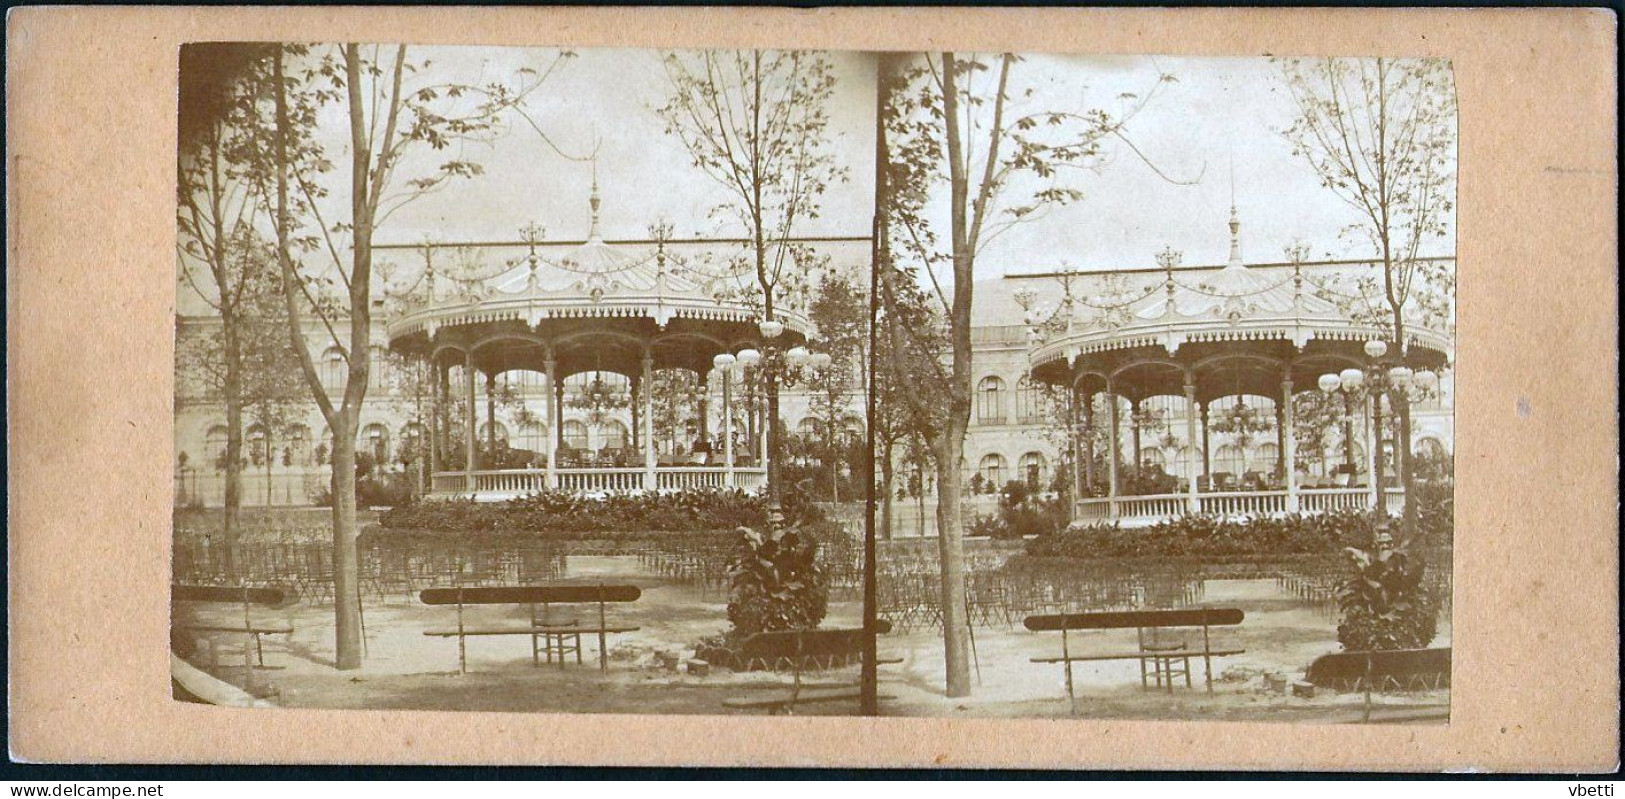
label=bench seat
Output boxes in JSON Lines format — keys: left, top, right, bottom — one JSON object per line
{"left": 1032, "top": 648, "right": 1245, "bottom": 665}
{"left": 184, "top": 624, "right": 294, "bottom": 636}
{"left": 722, "top": 689, "right": 897, "bottom": 715}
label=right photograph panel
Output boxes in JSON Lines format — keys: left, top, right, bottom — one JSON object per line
{"left": 870, "top": 53, "right": 1456, "bottom": 722}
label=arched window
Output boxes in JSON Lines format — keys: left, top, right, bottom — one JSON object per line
{"left": 978, "top": 453, "right": 1007, "bottom": 487}
{"left": 796, "top": 417, "right": 823, "bottom": 437}
{"left": 245, "top": 424, "right": 269, "bottom": 467}
{"left": 321, "top": 347, "right": 346, "bottom": 391}
{"left": 563, "top": 420, "right": 589, "bottom": 450}
{"left": 369, "top": 346, "right": 391, "bottom": 390}
{"left": 400, "top": 423, "right": 427, "bottom": 463}
{"left": 1176, "top": 445, "right": 1195, "bottom": 479}
{"left": 976, "top": 376, "right": 1006, "bottom": 424}
{"left": 520, "top": 421, "right": 548, "bottom": 454}
{"left": 601, "top": 420, "right": 628, "bottom": 451}
{"left": 1019, "top": 452, "right": 1047, "bottom": 487}
{"left": 1015, "top": 376, "right": 1046, "bottom": 424}
{"left": 1214, "top": 444, "right": 1245, "bottom": 478}
{"left": 477, "top": 421, "right": 509, "bottom": 445}
{"left": 1256, "top": 443, "right": 1280, "bottom": 475}
{"left": 1143, "top": 447, "right": 1167, "bottom": 469}
{"left": 362, "top": 423, "right": 391, "bottom": 464}
{"left": 1415, "top": 437, "right": 1448, "bottom": 459}
{"left": 284, "top": 424, "right": 311, "bottom": 467}
{"left": 842, "top": 414, "right": 865, "bottom": 437}
{"left": 204, "top": 425, "right": 229, "bottom": 471}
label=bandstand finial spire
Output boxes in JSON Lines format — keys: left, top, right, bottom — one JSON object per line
{"left": 1226, "top": 151, "right": 1243, "bottom": 267}
{"left": 587, "top": 156, "right": 602, "bottom": 241}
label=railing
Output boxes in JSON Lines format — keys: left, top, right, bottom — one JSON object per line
{"left": 430, "top": 466, "right": 768, "bottom": 497}
{"left": 1200, "top": 491, "right": 1288, "bottom": 518}
{"left": 1300, "top": 488, "right": 1370, "bottom": 514}
{"left": 1118, "top": 493, "right": 1189, "bottom": 520}
{"left": 1074, "top": 487, "right": 1404, "bottom": 525}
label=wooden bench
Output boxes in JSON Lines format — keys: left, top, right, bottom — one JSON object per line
{"left": 420, "top": 584, "right": 641, "bottom": 673}
{"left": 721, "top": 623, "right": 899, "bottom": 715}
{"left": 172, "top": 584, "right": 292, "bottom": 669}
{"left": 1025, "top": 608, "right": 1246, "bottom": 707}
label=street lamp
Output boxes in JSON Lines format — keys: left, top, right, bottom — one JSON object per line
{"left": 1319, "top": 338, "right": 1439, "bottom": 536}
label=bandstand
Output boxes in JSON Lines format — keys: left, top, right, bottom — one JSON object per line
{"left": 386, "top": 189, "right": 808, "bottom": 501}
{"left": 1027, "top": 211, "right": 1452, "bottom": 526}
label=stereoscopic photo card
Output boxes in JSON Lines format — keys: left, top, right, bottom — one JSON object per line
{"left": 5, "top": 6, "right": 1617, "bottom": 771}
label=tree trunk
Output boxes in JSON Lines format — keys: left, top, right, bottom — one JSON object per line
{"left": 220, "top": 337, "right": 242, "bottom": 577}
{"left": 932, "top": 430, "right": 971, "bottom": 698}
{"left": 328, "top": 415, "right": 364, "bottom": 671}
{"left": 881, "top": 441, "right": 895, "bottom": 541}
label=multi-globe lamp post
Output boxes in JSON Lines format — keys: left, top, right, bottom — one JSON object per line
{"left": 714, "top": 318, "right": 832, "bottom": 529}
{"left": 1317, "top": 339, "right": 1439, "bottom": 540}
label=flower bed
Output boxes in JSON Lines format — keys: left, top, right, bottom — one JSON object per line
{"left": 1025, "top": 510, "right": 1381, "bottom": 561}
{"left": 372, "top": 488, "right": 767, "bottom": 540}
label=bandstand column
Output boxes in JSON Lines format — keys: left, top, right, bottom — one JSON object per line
{"left": 544, "top": 358, "right": 558, "bottom": 489}
{"left": 463, "top": 352, "right": 477, "bottom": 493}
{"left": 554, "top": 378, "right": 566, "bottom": 451}
{"left": 642, "top": 354, "right": 656, "bottom": 491}
{"left": 698, "top": 374, "right": 710, "bottom": 451}
{"left": 1200, "top": 401, "right": 1212, "bottom": 481}
{"left": 1367, "top": 391, "right": 1381, "bottom": 511}
{"left": 485, "top": 373, "right": 498, "bottom": 459}
{"left": 436, "top": 360, "right": 451, "bottom": 473}
{"left": 1371, "top": 389, "right": 1384, "bottom": 509}
{"left": 1184, "top": 380, "right": 1200, "bottom": 514}
{"left": 1106, "top": 380, "right": 1120, "bottom": 518}
{"left": 427, "top": 356, "right": 439, "bottom": 479}
{"left": 1068, "top": 384, "right": 1083, "bottom": 519}
{"left": 722, "top": 368, "right": 735, "bottom": 487}
{"left": 1131, "top": 399, "right": 1143, "bottom": 473}
{"left": 1282, "top": 378, "right": 1298, "bottom": 513}
{"left": 1083, "top": 391, "right": 1096, "bottom": 491}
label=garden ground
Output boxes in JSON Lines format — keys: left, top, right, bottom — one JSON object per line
{"left": 177, "top": 554, "right": 1450, "bottom": 722}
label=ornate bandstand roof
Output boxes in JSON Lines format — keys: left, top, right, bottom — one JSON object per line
{"left": 1026, "top": 207, "right": 1454, "bottom": 402}
{"left": 384, "top": 181, "right": 811, "bottom": 379}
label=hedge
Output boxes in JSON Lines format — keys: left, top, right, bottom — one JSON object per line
{"left": 374, "top": 488, "right": 767, "bottom": 539}
{"left": 1025, "top": 510, "right": 1384, "bottom": 561}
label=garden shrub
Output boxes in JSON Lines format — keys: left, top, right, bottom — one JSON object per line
{"left": 375, "top": 488, "right": 769, "bottom": 538}
{"left": 1336, "top": 532, "right": 1439, "bottom": 651}
{"left": 1025, "top": 510, "right": 1383, "bottom": 561}
{"left": 969, "top": 481, "right": 1070, "bottom": 539}
{"left": 727, "top": 524, "right": 829, "bottom": 636}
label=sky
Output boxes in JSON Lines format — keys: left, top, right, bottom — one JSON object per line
{"left": 289, "top": 46, "right": 1456, "bottom": 281}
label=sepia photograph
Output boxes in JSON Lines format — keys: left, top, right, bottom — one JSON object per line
{"left": 172, "top": 42, "right": 1456, "bottom": 723}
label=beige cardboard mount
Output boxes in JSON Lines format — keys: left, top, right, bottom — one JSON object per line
{"left": 5, "top": 6, "right": 1618, "bottom": 770}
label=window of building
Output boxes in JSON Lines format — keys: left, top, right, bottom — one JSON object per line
{"left": 477, "top": 421, "right": 509, "bottom": 446}
{"left": 563, "top": 420, "right": 589, "bottom": 450}
{"left": 245, "top": 424, "right": 269, "bottom": 467}
{"left": 1214, "top": 444, "right": 1245, "bottom": 477}
{"left": 369, "top": 346, "right": 391, "bottom": 390}
{"left": 1015, "top": 376, "right": 1046, "bottom": 424}
{"left": 976, "top": 376, "right": 1005, "bottom": 424}
{"left": 362, "top": 423, "right": 391, "bottom": 464}
{"left": 284, "top": 425, "right": 311, "bottom": 467}
{"left": 400, "top": 423, "right": 427, "bottom": 463}
{"left": 321, "top": 347, "right": 346, "bottom": 391}
{"left": 520, "top": 421, "right": 548, "bottom": 454}
{"left": 978, "top": 453, "right": 1007, "bottom": 487}
{"left": 601, "top": 420, "right": 628, "bottom": 451}
{"left": 1256, "top": 443, "right": 1280, "bottom": 475}
{"left": 1019, "top": 451, "right": 1047, "bottom": 487}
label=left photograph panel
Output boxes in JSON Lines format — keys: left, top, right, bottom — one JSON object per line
{"left": 172, "top": 43, "right": 877, "bottom": 710}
